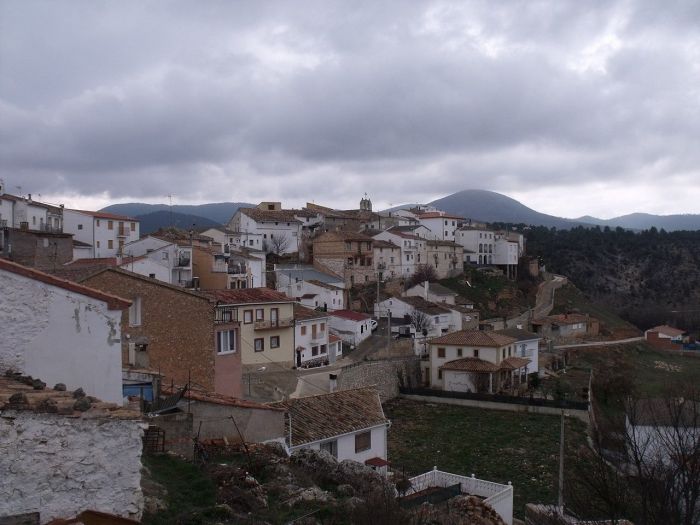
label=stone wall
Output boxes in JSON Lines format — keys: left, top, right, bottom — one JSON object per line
{"left": 146, "top": 411, "right": 193, "bottom": 460}
{"left": 0, "top": 411, "right": 145, "bottom": 524}
{"left": 337, "top": 357, "right": 421, "bottom": 401}
{"left": 1, "top": 229, "right": 73, "bottom": 270}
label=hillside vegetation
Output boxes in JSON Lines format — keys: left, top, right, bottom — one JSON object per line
{"left": 525, "top": 226, "right": 700, "bottom": 331}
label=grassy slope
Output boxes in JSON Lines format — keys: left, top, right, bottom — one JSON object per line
{"left": 385, "top": 398, "right": 587, "bottom": 518}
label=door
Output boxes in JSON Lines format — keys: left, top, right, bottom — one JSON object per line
{"left": 296, "top": 349, "right": 302, "bottom": 368}
{"left": 312, "top": 323, "right": 317, "bottom": 339}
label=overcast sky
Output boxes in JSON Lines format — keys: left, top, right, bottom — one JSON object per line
{"left": 1, "top": 1, "right": 699, "bottom": 218}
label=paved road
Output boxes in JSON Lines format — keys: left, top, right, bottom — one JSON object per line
{"left": 553, "top": 337, "right": 644, "bottom": 349}
{"left": 533, "top": 274, "right": 567, "bottom": 319}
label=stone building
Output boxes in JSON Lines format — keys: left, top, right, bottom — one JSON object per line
{"left": 312, "top": 231, "right": 375, "bottom": 287}
{"left": 423, "top": 239, "right": 464, "bottom": 279}
{"left": 0, "top": 226, "right": 73, "bottom": 270}
{"left": 80, "top": 267, "right": 243, "bottom": 398}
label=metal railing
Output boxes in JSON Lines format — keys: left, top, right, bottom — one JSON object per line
{"left": 254, "top": 318, "right": 294, "bottom": 330}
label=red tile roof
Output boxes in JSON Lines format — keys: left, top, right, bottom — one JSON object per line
{"left": 329, "top": 309, "right": 371, "bottom": 321}
{"left": 440, "top": 357, "right": 499, "bottom": 373}
{"left": 365, "top": 457, "right": 390, "bottom": 467}
{"left": 0, "top": 259, "right": 131, "bottom": 310}
{"left": 202, "top": 288, "right": 293, "bottom": 304}
{"left": 429, "top": 330, "right": 517, "bottom": 347}
{"left": 270, "top": 387, "right": 387, "bottom": 446}
{"left": 67, "top": 209, "right": 138, "bottom": 221}
{"left": 162, "top": 386, "right": 285, "bottom": 412}
{"left": 294, "top": 303, "right": 330, "bottom": 321}
{"left": 499, "top": 356, "right": 531, "bottom": 370}
{"left": 647, "top": 325, "right": 685, "bottom": 337}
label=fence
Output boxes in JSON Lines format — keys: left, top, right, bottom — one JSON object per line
{"left": 399, "top": 387, "right": 589, "bottom": 410}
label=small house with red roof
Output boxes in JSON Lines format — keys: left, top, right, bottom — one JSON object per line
{"left": 644, "top": 324, "right": 687, "bottom": 350}
{"left": 63, "top": 208, "right": 140, "bottom": 259}
{"left": 328, "top": 309, "right": 373, "bottom": 347}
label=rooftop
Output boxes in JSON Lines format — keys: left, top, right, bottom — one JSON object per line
{"left": 294, "top": 303, "right": 330, "bottom": 321}
{"left": 202, "top": 287, "right": 293, "bottom": 305}
{"left": 306, "top": 279, "right": 343, "bottom": 291}
{"left": 275, "top": 264, "right": 344, "bottom": 285}
{"left": 270, "top": 387, "right": 387, "bottom": 446}
{"left": 0, "top": 258, "right": 130, "bottom": 310}
{"left": 494, "top": 328, "right": 541, "bottom": 342}
{"left": 163, "top": 386, "right": 285, "bottom": 412}
{"left": 394, "top": 296, "right": 452, "bottom": 316}
{"left": 0, "top": 373, "right": 141, "bottom": 420}
{"left": 417, "top": 211, "right": 465, "bottom": 220}
{"left": 429, "top": 330, "right": 517, "bottom": 347}
{"left": 66, "top": 208, "right": 138, "bottom": 221}
{"left": 647, "top": 325, "right": 685, "bottom": 337}
{"left": 329, "top": 309, "right": 371, "bottom": 322}
{"left": 440, "top": 357, "right": 499, "bottom": 373}
{"left": 239, "top": 207, "right": 313, "bottom": 223}
{"left": 408, "top": 281, "right": 458, "bottom": 297}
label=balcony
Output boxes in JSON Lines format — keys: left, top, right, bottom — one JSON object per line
{"left": 175, "top": 253, "right": 191, "bottom": 267}
{"left": 39, "top": 223, "right": 63, "bottom": 233}
{"left": 228, "top": 262, "right": 247, "bottom": 275}
{"left": 117, "top": 226, "right": 130, "bottom": 237}
{"left": 254, "top": 318, "right": 294, "bottom": 331}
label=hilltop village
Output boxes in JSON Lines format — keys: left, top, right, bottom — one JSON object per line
{"left": 1, "top": 187, "right": 698, "bottom": 524}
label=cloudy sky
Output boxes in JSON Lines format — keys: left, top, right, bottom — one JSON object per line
{"left": 1, "top": 1, "right": 699, "bottom": 218}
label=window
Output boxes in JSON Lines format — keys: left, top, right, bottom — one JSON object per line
{"left": 502, "top": 348, "right": 506, "bottom": 359}
{"left": 345, "top": 241, "right": 352, "bottom": 250}
{"left": 217, "top": 329, "right": 237, "bottom": 354}
{"left": 96, "top": 241, "right": 100, "bottom": 248}
{"left": 474, "top": 349, "right": 479, "bottom": 358}
{"left": 78, "top": 224, "right": 83, "bottom": 230}
{"left": 244, "top": 310, "right": 253, "bottom": 323}
{"left": 255, "top": 308, "right": 265, "bottom": 321}
{"left": 438, "top": 370, "right": 443, "bottom": 380}
{"left": 320, "top": 323, "right": 325, "bottom": 332}
{"left": 128, "top": 297, "right": 142, "bottom": 326}
{"left": 320, "top": 440, "right": 338, "bottom": 458}
{"left": 270, "top": 336, "right": 280, "bottom": 348}
{"left": 254, "top": 338, "right": 264, "bottom": 352}
{"left": 149, "top": 273, "right": 156, "bottom": 278}
{"left": 355, "top": 431, "right": 371, "bottom": 453}
{"left": 300, "top": 325, "right": 307, "bottom": 336}
{"left": 96, "top": 219, "right": 100, "bottom": 227}
{"left": 130, "top": 222, "right": 136, "bottom": 232}
{"left": 249, "top": 240, "right": 254, "bottom": 246}
{"left": 108, "top": 220, "right": 113, "bottom": 230}
{"left": 457, "top": 348, "right": 463, "bottom": 357}
{"left": 321, "top": 344, "right": 327, "bottom": 354}
{"left": 366, "top": 242, "right": 371, "bottom": 251}
{"left": 312, "top": 346, "right": 319, "bottom": 356}
{"left": 108, "top": 240, "right": 114, "bottom": 249}
{"left": 437, "top": 348, "right": 445, "bottom": 358}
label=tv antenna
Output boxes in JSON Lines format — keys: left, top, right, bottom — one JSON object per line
{"left": 168, "top": 193, "right": 175, "bottom": 228}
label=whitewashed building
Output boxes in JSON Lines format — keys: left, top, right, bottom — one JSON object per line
{"left": 373, "top": 227, "right": 427, "bottom": 277}
{"left": 276, "top": 264, "right": 346, "bottom": 310}
{"left": 63, "top": 209, "right": 140, "bottom": 259}
{"left": 293, "top": 304, "right": 342, "bottom": 367}
{"left": 328, "top": 310, "right": 373, "bottom": 347}
{"left": 374, "top": 296, "right": 461, "bottom": 339}
{"left": 272, "top": 387, "right": 390, "bottom": 469}
{"left": 415, "top": 211, "right": 464, "bottom": 242}
{"left": 121, "top": 235, "right": 194, "bottom": 286}
{"left": 404, "top": 281, "right": 459, "bottom": 305}
{"left": 456, "top": 227, "right": 495, "bottom": 265}
{"left": 494, "top": 328, "right": 541, "bottom": 376}
{"left": 0, "top": 258, "right": 130, "bottom": 403}
{"left": 373, "top": 239, "right": 402, "bottom": 280}
{"left": 0, "top": 187, "right": 63, "bottom": 233}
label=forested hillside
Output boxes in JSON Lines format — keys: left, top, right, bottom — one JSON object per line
{"left": 524, "top": 226, "right": 700, "bottom": 332}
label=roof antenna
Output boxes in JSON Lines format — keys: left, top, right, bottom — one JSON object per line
{"left": 168, "top": 193, "right": 175, "bottom": 228}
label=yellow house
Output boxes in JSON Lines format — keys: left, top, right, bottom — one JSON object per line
{"left": 202, "top": 288, "right": 296, "bottom": 368}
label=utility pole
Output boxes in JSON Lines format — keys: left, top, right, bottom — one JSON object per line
{"left": 387, "top": 309, "right": 391, "bottom": 351}
{"left": 558, "top": 408, "right": 565, "bottom": 514}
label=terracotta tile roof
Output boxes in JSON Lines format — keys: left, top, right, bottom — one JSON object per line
{"left": 499, "top": 356, "right": 531, "bottom": 370}
{"left": 396, "top": 296, "right": 452, "bottom": 315}
{"left": 67, "top": 208, "right": 138, "bottom": 221}
{"left": 0, "top": 375, "right": 141, "bottom": 420}
{"left": 294, "top": 303, "right": 330, "bottom": 321}
{"left": 329, "top": 334, "right": 342, "bottom": 343}
{"left": 238, "top": 207, "right": 305, "bottom": 223}
{"left": 365, "top": 457, "right": 390, "bottom": 467}
{"left": 372, "top": 239, "right": 400, "bottom": 249}
{"left": 202, "top": 288, "right": 293, "bottom": 304}
{"left": 270, "top": 387, "right": 387, "bottom": 446}
{"left": 495, "top": 328, "right": 540, "bottom": 341}
{"left": 162, "top": 386, "right": 284, "bottom": 412}
{"left": 329, "top": 309, "right": 371, "bottom": 322}
{"left": 0, "top": 259, "right": 131, "bottom": 310}
{"left": 382, "top": 228, "right": 422, "bottom": 240}
{"left": 429, "top": 330, "right": 517, "bottom": 347}
{"left": 440, "top": 357, "right": 499, "bottom": 373}
{"left": 647, "top": 325, "right": 685, "bottom": 337}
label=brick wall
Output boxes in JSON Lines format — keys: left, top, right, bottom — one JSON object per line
{"left": 645, "top": 331, "right": 681, "bottom": 351}
{"left": 0, "top": 229, "right": 72, "bottom": 270}
{"left": 337, "top": 357, "right": 421, "bottom": 401}
{"left": 81, "top": 270, "right": 225, "bottom": 393}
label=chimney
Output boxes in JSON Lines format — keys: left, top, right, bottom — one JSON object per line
{"left": 329, "top": 374, "right": 337, "bottom": 393}
{"left": 423, "top": 280, "right": 429, "bottom": 300}
{"left": 27, "top": 193, "right": 32, "bottom": 201}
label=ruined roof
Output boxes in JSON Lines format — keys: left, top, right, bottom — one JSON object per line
{"left": 329, "top": 310, "right": 371, "bottom": 322}
{"left": 494, "top": 328, "right": 541, "bottom": 342}
{"left": 0, "top": 374, "right": 141, "bottom": 420}
{"left": 0, "top": 258, "right": 131, "bottom": 310}
{"left": 294, "top": 303, "right": 330, "bottom": 321}
{"left": 429, "top": 330, "right": 517, "bottom": 347}
{"left": 202, "top": 288, "right": 293, "bottom": 304}
{"left": 271, "top": 387, "right": 388, "bottom": 446}
{"left": 440, "top": 357, "right": 499, "bottom": 373}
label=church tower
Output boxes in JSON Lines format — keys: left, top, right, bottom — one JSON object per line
{"left": 359, "top": 193, "right": 372, "bottom": 212}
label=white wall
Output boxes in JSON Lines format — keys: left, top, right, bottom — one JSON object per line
{"left": 0, "top": 269, "right": 124, "bottom": 403}
{"left": 293, "top": 424, "right": 387, "bottom": 464}
{"left": 328, "top": 316, "right": 372, "bottom": 346}
{"left": 295, "top": 317, "right": 331, "bottom": 364}
{"left": 64, "top": 211, "right": 140, "bottom": 258}
{"left": 0, "top": 412, "right": 145, "bottom": 523}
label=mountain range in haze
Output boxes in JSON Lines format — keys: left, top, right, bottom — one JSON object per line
{"left": 100, "top": 190, "right": 700, "bottom": 233}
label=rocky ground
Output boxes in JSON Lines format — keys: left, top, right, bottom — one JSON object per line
{"left": 142, "top": 444, "right": 507, "bottom": 524}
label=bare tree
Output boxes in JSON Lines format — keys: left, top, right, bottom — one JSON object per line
{"left": 409, "top": 309, "right": 433, "bottom": 334}
{"left": 406, "top": 264, "right": 438, "bottom": 289}
{"left": 267, "top": 234, "right": 291, "bottom": 255}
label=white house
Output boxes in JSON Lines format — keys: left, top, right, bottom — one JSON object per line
{"left": 644, "top": 324, "right": 685, "bottom": 344}
{"left": 427, "top": 330, "right": 530, "bottom": 393}
{"left": 276, "top": 264, "right": 346, "bottom": 310}
{"left": 456, "top": 227, "right": 495, "bottom": 265}
{"left": 0, "top": 258, "right": 130, "bottom": 403}
{"left": 293, "top": 304, "right": 342, "bottom": 367}
{"left": 200, "top": 226, "right": 264, "bottom": 252}
{"left": 228, "top": 202, "right": 320, "bottom": 254}
{"left": 374, "top": 296, "right": 461, "bottom": 339}
{"left": 0, "top": 186, "right": 63, "bottom": 233}
{"left": 373, "top": 227, "right": 427, "bottom": 277}
{"left": 494, "top": 328, "right": 541, "bottom": 376}
{"left": 121, "top": 235, "right": 193, "bottom": 286}
{"left": 415, "top": 211, "right": 464, "bottom": 242}
{"left": 63, "top": 209, "right": 140, "bottom": 259}
{"left": 404, "top": 281, "right": 459, "bottom": 305}
{"left": 272, "top": 387, "right": 390, "bottom": 469}
{"left": 328, "top": 310, "right": 373, "bottom": 347}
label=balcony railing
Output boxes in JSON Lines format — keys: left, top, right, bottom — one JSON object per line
{"left": 39, "top": 223, "right": 63, "bottom": 233}
{"left": 254, "top": 318, "right": 294, "bottom": 331}
{"left": 175, "top": 255, "right": 191, "bottom": 267}
{"left": 117, "top": 226, "right": 129, "bottom": 237}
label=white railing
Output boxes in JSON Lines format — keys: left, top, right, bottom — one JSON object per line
{"left": 405, "top": 468, "right": 513, "bottom": 525}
